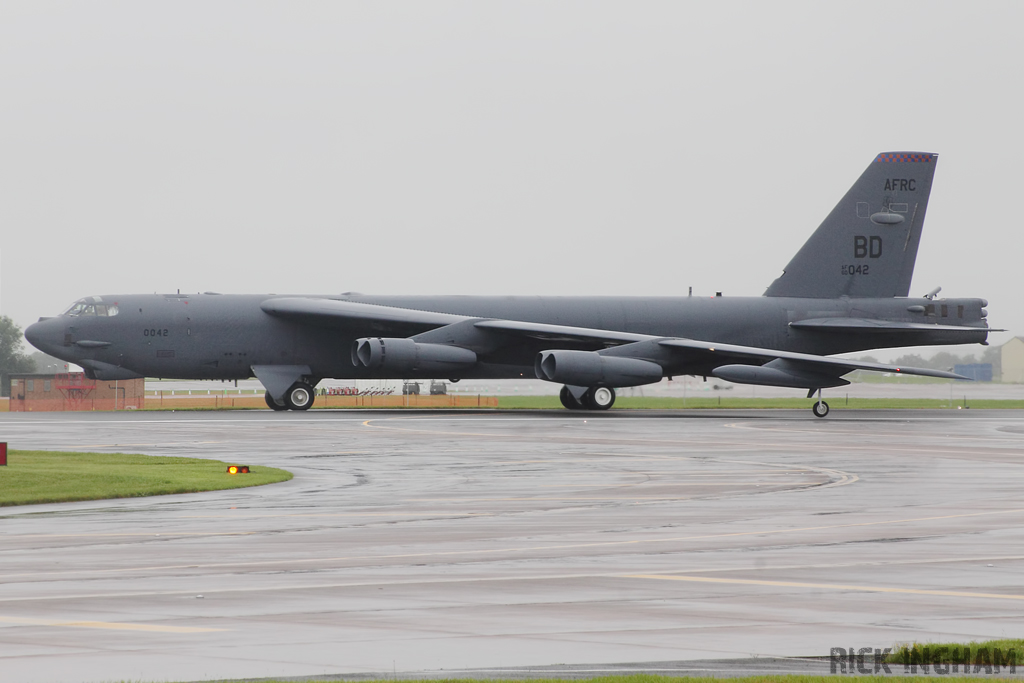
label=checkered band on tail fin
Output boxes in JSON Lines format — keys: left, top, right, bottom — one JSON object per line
{"left": 874, "top": 152, "right": 934, "bottom": 163}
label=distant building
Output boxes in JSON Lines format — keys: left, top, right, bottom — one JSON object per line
{"left": 9, "top": 372, "right": 144, "bottom": 411}
{"left": 953, "top": 364, "right": 993, "bottom": 382}
{"left": 1002, "top": 337, "right": 1024, "bottom": 383}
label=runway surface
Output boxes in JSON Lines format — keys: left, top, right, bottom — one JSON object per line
{"left": 1, "top": 409, "right": 1023, "bottom": 682}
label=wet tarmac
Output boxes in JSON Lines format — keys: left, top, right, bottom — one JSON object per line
{"left": 1, "top": 409, "right": 1023, "bottom": 682}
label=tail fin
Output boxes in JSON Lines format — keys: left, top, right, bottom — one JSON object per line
{"left": 764, "top": 152, "right": 937, "bottom": 299}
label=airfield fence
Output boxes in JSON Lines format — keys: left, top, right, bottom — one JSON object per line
{"left": 145, "top": 393, "right": 498, "bottom": 409}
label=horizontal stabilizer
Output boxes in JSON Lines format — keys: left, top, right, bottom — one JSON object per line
{"left": 790, "top": 318, "right": 991, "bottom": 334}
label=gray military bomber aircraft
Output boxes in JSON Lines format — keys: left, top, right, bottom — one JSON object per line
{"left": 26, "top": 152, "right": 993, "bottom": 417}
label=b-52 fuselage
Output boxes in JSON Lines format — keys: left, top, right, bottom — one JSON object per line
{"left": 25, "top": 152, "right": 994, "bottom": 417}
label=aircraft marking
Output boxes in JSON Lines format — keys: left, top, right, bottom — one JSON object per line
{"left": 853, "top": 235, "right": 882, "bottom": 258}
{"left": 884, "top": 178, "right": 917, "bottom": 191}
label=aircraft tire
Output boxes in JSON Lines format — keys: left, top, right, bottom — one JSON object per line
{"left": 812, "top": 400, "right": 830, "bottom": 418}
{"left": 559, "top": 385, "right": 584, "bottom": 410}
{"left": 583, "top": 386, "right": 615, "bottom": 410}
{"left": 285, "top": 382, "right": 316, "bottom": 411}
{"left": 265, "top": 391, "right": 288, "bottom": 411}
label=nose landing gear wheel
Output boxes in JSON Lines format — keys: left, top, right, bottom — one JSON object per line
{"left": 584, "top": 386, "right": 616, "bottom": 410}
{"left": 285, "top": 382, "right": 316, "bottom": 411}
{"left": 265, "top": 391, "right": 288, "bottom": 411}
{"left": 559, "top": 385, "right": 584, "bottom": 410}
{"left": 812, "top": 400, "right": 830, "bottom": 418}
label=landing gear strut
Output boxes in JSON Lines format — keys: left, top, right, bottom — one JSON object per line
{"left": 811, "top": 388, "right": 829, "bottom": 418}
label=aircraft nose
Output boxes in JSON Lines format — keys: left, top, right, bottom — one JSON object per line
{"left": 24, "top": 318, "right": 57, "bottom": 353}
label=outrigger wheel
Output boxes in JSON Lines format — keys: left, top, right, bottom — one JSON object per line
{"left": 265, "top": 391, "right": 288, "bottom": 411}
{"left": 284, "top": 382, "right": 316, "bottom": 411}
{"left": 811, "top": 388, "right": 829, "bottom": 418}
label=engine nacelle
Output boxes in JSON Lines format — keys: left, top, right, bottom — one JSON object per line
{"left": 534, "top": 350, "right": 663, "bottom": 387}
{"left": 711, "top": 362, "right": 850, "bottom": 389}
{"left": 351, "top": 338, "right": 477, "bottom": 374}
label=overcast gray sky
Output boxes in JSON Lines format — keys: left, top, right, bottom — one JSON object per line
{"left": 2, "top": 1, "right": 1021, "bottom": 357}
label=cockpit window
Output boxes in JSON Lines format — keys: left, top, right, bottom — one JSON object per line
{"left": 63, "top": 302, "right": 87, "bottom": 316}
{"left": 62, "top": 299, "right": 118, "bottom": 317}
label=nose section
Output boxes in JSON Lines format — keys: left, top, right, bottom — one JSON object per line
{"left": 24, "top": 321, "right": 43, "bottom": 348}
{"left": 24, "top": 318, "right": 59, "bottom": 353}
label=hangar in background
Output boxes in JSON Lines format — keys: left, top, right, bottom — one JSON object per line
{"left": 8, "top": 372, "right": 144, "bottom": 411}
{"left": 1002, "top": 337, "right": 1024, "bottom": 383}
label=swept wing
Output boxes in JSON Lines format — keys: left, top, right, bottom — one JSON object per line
{"left": 261, "top": 297, "right": 968, "bottom": 382}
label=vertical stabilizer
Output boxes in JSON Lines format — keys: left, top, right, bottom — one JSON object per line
{"left": 764, "top": 152, "right": 937, "bottom": 299}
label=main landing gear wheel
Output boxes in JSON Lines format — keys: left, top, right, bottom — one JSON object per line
{"left": 583, "top": 386, "right": 616, "bottom": 411}
{"left": 285, "top": 382, "right": 316, "bottom": 411}
{"left": 559, "top": 385, "right": 584, "bottom": 410}
{"left": 812, "top": 400, "right": 830, "bottom": 418}
{"left": 265, "top": 391, "right": 288, "bottom": 411}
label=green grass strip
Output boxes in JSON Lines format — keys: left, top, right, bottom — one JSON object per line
{"left": 0, "top": 450, "right": 292, "bottom": 507}
{"left": 497, "top": 396, "right": 1024, "bottom": 410}
{"left": 887, "top": 638, "right": 1024, "bottom": 665}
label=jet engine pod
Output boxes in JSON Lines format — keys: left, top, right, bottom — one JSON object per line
{"left": 534, "top": 350, "right": 663, "bottom": 388}
{"left": 711, "top": 360, "right": 850, "bottom": 389}
{"left": 351, "top": 337, "right": 477, "bottom": 374}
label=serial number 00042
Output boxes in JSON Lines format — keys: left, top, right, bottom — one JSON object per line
{"left": 841, "top": 264, "right": 870, "bottom": 275}
{"left": 143, "top": 328, "right": 170, "bottom": 337}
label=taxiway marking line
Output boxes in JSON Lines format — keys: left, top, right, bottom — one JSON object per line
{"left": 725, "top": 421, "right": 1024, "bottom": 444}
{"left": 0, "top": 615, "right": 226, "bottom": 632}
{"left": 626, "top": 573, "right": 1024, "bottom": 601}
{"left": 7, "top": 512, "right": 495, "bottom": 530}
{"left": 1, "top": 507, "right": 1021, "bottom": 581}
{"left": 405, "top": 496, "right": 701, "bottom": 501}
{"left": 0, "top": 413, "right": 1013, "bottom": 427}
{"left": 70, "top": 441, "right": 223, "bottom": 448}
{"left": 5, "top": 561, "right": 1024, "bottom": 605}
{"left": 4, "top": 531, "right": 258, "bottom": 539}
{"left": 361, "top": 418, "right": 1024, "bottom": 458}
{"left": 176, "top": 511, "right": 494, "bottom": 520}
{"left": 537, "top": 482, "right": 805, "bottom": 487}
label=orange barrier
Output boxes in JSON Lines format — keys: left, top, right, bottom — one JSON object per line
{"left": 1, "top": 393, "right": 498, "bottom": 412}
{"left": 146, "top": 394, "right": 498, "bottom": 410}
{"left": 148, "top": 395, "right": 267, "bottom": 409}
{"left": 315, "top": 394, "right": 498, "bottom": 409}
